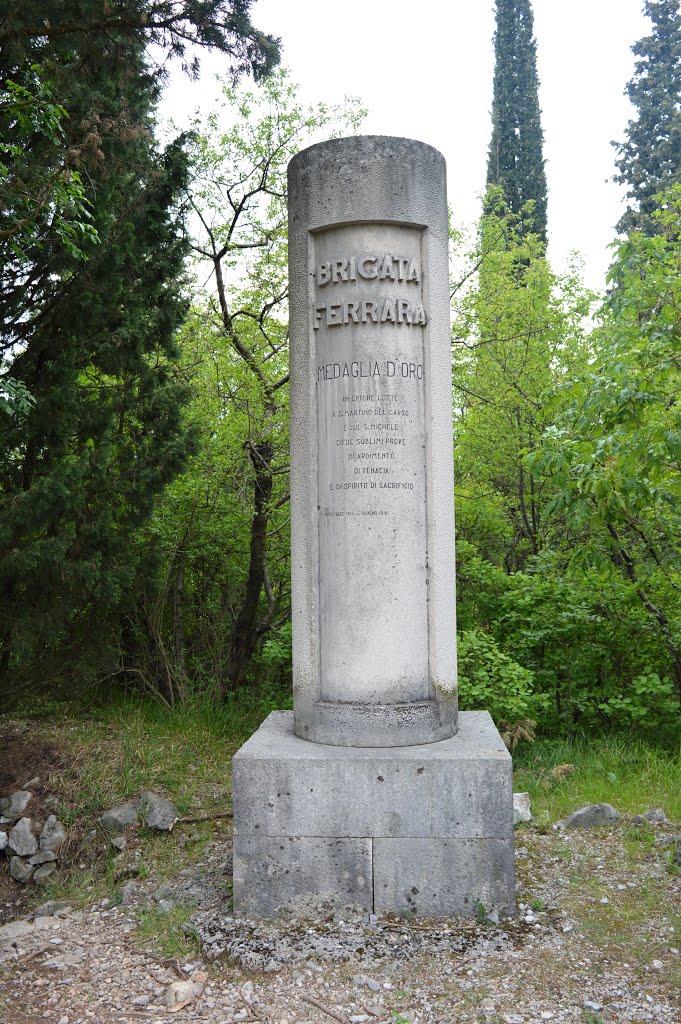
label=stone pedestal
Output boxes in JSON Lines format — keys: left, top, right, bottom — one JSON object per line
{"left": 233, "top": 711, "right": 515, "bottom": 919}
{"left": 231, "top": 136, "right": 515, "bottom": 919}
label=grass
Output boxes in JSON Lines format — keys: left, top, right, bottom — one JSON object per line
{"left": 3, "top": 691, "right": 680, "bottom": 969}
{"left": 512, "top": 733, "right": 681, "bottom": 824}
{"left": 134, "top": 904, "right": 202, "bottom": 960}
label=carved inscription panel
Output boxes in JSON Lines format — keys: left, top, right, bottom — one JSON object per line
{"left": 314, "top": 223, "right": 429, "bottom": 704}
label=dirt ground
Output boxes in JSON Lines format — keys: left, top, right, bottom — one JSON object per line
{"left": 0, "top": 723, "right": 680, "bottom": 1024}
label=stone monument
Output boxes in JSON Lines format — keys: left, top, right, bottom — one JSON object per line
{"left": 232, "top": 137, "right": 515, "bottom": 919}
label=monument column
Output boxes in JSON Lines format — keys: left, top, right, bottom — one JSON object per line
{"left": 288, "top": 137, "right": 457, "bottom": 747}
{"left": 232, "top": 137, "right": 515, "bottom": 921}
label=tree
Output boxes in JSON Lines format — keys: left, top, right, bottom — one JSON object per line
{"left": 117, "top": 72, "right": 364, "bottom": 701}
{"left": 614, "top": 0, "right": 681, "bottom": 235}
{"left": 0, "top": 2, "right": 280, "bottom": 691}
{"left": 452, "top": 194, "right": 592, "bottom": 571}
{"left": 530, "top": 187, "right": 681, "bottom": 706}
{"left": 486, "top": 0, "right": 548, "bottom": 241}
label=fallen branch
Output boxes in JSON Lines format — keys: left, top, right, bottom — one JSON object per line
{"left": 241, "top": 996, "right": 267, "bottom": 1021}
{"left": 300, "top": 994, "right": 348, "bottom": 1024}
{"left": 176, "top": 811, "right": 233, "bottom": 825}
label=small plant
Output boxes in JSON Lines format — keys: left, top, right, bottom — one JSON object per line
{"left": 135, "top": 905, "right": 201, "bottom": 959}
{"left": 582, "top": 1012, "right": 604, "bottom": 1024}
{"left": 391, "top": 1013, "right": 411, "bottom": 1024}
{"left": 474, "top": 899, "right": 491, "bottom": 925}
{"left": 530, "top": 897, "right": 546, "bottom": 912}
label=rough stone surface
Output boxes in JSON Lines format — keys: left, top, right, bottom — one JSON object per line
{"left": 100, "top": 801, "right": 138, "bottom": 832}
{"left": 33, "top": 861, "right": 57, "bottom": 881}
{"left": 9, "top": 855, "right": 34, "bottom": 882}
{"left": 40, "top": 815, "right": 66, "bottom": 852}
{"left": 288, "top": 136, "right": 457, "bottom": 748}
{"left": 234, "top": 837, "right": 373, "bottom": 918}
{"left": 34, "top": 901, "right": 69, "bottom": 918}
{"left": 558, "top": 804, "right": 621, "bottom": 830}
{"left": 138, "top": 791, "right": 177, "bottom": 831}
{"left": 233, "top": 711, "right": 513, "bottom": 919}
{"left": 29, "top": 850, "right": 57, "bottom": 865}
{"left": 164, "top": 975, "right": 206, "bottom": 1008}
{"left": 8, "top": 816, "right": 38, "bottom": 857}
{"left": 513, "top": 792, "right": 532, "bottom": 825}
{"left": 234, "top": 710, "right": 511, "bottom": 841}
{"left": 373, "top": 838, "right": 515, "bottom": 918}
{"left": 0, "top": 831, "right": 7, "bottom": 851}
{"left": 0, "top": 790, "right": 32, "bottom": 820}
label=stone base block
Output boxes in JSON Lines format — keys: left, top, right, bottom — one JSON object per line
{"left": 232, "top": 710, "right": 514, "bottom": 919}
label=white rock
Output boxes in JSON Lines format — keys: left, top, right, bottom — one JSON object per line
{"left": 0, "top": 831, "right": 7, "bottom": 850}
{"left": 164, "top": 979, "right": 205, "bottom": 1008}
{"left": 513, "top": 792, "right": 532, "bottom": 825}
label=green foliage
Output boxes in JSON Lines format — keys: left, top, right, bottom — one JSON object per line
{"left": 122, "top": 72, "right": 364, "bottom": 701}
{"left": 528, "top": 187, "right": 681, "bottom": 713}
{"left": 0, "top": 4, "right": 197, "bottom": 691}
{"left": 452, "top": 196, "right": 594, "bottom": 572}
{"left": 613, "top": 0, "right": 681, "bottom": 235}
{"left": 513, "top": 734, "right": 681, "bottom": 823}
{"left": 0, "top": 63, "right": 98, "bottom": 263}
{"left": 486, "top": 0, "right": 548, "bottom": 239}
{"left": 457, "top": 627, "right": 543, "bottom": 723}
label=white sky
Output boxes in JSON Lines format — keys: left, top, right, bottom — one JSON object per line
{"left": 160, "top": 0, "right": 651, "bottom": 293}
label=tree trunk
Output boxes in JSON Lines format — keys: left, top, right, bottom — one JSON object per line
{"left": 223, "top": 439, "right": 275, "bottom": 693}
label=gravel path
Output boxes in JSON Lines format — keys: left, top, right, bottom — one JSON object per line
{"left": 0, "top": 827, "right": 679, "bottom": 1024}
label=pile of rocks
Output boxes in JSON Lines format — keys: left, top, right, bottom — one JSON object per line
{"left": 0, "top": 788, "right": 65, "bottom": 884}
{"left": 99, "top": 790, "right": 178, "bottom": 846}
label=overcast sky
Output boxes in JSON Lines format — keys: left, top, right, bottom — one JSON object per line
{"left": 160, "top": 1, "right": 651, "bottom": 293}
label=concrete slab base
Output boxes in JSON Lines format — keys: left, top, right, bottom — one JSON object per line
{"left": 232, "top": 711, "right": 515, "bottom": 919}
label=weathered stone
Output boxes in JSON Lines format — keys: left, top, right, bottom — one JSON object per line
{"left": 373, "top": 838, "right": 515, "bottom": 918}
{"left": 674, "top": 841, "right": 681, "bottom": 869}
{"left": 29, "top": 850, "right": 58, "bottom": 865}
{"left": 100, "top": 801, "right": 138, "bottom": 832}
{"left": 644, "top": 807, "right": 669, "bottom": 824}
{"left": 233, "top": 136, "right": 514, "bottom": 919}
{"left": 513, "top": 792, "right": 532, "bottom": 825}
{"left": 233, "top": 711, "right": 514, "bottom": 918}
{"left": 22, "top": 776, "right": 40, "bottom": 789}
{"left": 288, "top": 137, "right": 457, "bottom": 748}
{"left": 8, "top": 816, "right": 37, "bottom": 857}
{"left": 111, "top": 835, "right": 127, "bottom": 852}
{"left": 120, "top": 879, "right": 139, "bottom": 905}
{"left": 33, "top": 861, "right": 57, "bottom": 881}
{"left": 138, "top": 791, "right": 177, "bottom": 831}
{"left": 164, "top": 974, "right": 206, "bottom": 1008}
{"left": 40, "top": 815, "right": 66, "bottom": 853}
{"left": 9, "top": 855, "right": 34, "bottom": 882}
{"left": 559, "top": 804, "right": 621, "bottom": 829}
{"left": 34, "top": 901, "right": 70, "bottom": 918}
{"left": 0, "top": 791, "right": 32, "bottom": 821}
{"left": 0, "top": 831, "right": 7, "bottom": 851}
{"left": 234, "top": 711, "right": 511, "bottom": 841}
{"left": 234, "top": 837, "right": 373, "bottom": 918}
{"left": 0, "top": 919, "right": 34, "bottom": 946}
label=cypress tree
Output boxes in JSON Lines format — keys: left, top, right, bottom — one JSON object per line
{"left": 0, "top": 2, "right": 279, "bottom": 688}
{"left": 614, "top": 0, "right": 681, "bottom": 236}
{"left": 486, "top": 0, "right": 548, "bottom": 241}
